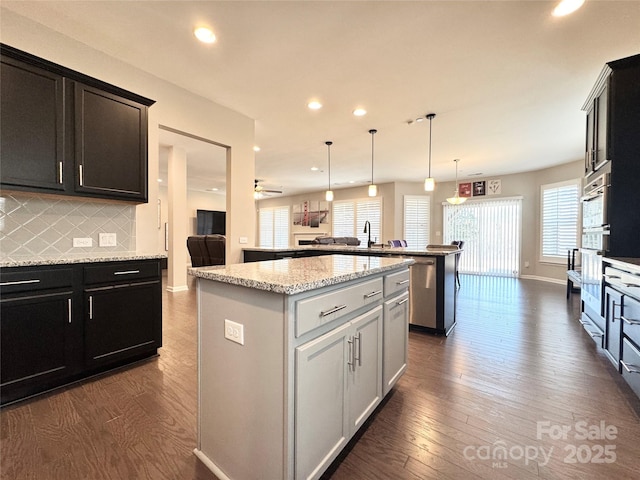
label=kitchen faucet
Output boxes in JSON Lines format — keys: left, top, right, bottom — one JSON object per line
{"left": 363, "top": 221, "right": 373, "bottom": 248}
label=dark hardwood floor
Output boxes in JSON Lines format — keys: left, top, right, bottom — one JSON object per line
{"left": 2, "top": 274, "right": 640, "bottom": 479}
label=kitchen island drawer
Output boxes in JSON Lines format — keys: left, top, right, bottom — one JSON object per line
{"left": 579, "top": 312, "right": 604, "bottom": 348}
{"left": 84, "top": 260, "right": 159, "bottom": 285}
{"left": 622, "top": 295, "right": 640, "bottom": 347}
{"left": 296, "top": 277, "right": 383, "bottom": 337}
{"left": 621, "top": 338, "right": 640, "bottom": 399}
{"left": 384, "top": 268, "right": 410, "bottom": 298}
{"left": 0, "top": 267, "right": 74, "bottom": 294}
{"left": 604, "top": 266, "right": 640, "bottom": 298}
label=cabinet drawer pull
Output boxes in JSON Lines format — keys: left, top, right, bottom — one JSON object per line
{"left": 347, "top": 337, "right": 354, "bottom": 371}
{"left": 612, "top": 301, "right": 621, "bottom": 322}
{"left": 605, "top": 275, "right": 621, "bottom": 280}
{"left": 68, "top": 298, "right": 72, "bottom": 324}
{"left": 624, "top": 283, "right": 640, "bottom": 288}
{"left": 59, "top": 161, "right": 63, "bottom": 184}
{"left": 79, "top": 164, "right": 84, "bottom": 186}
{"left": 622, "top": 316, "right": 640, "bottom": 326}
{"left": 396, "top": 298, "right": 409, "bottom": 306}
{"left": 364, "top": 290, "right": 382, "bottom": 299}
{"left": 396, "top": 279, "right": 409, "bottom": 285}
{"left": 0, "top": 279, "right": 41, "bottom": 286}
{"left": 114, "top": 270, "right": 140, "bottom": 276}
{"left": 320, "top": 304, "right": 347, "bottom": 317}
{"left": 587, "top": 330, "right": 603, "bottom": 338}
{"left": 621, "top": 360, "right": 640, "bottom": 374}
{"left": 89, "top": 295, "right": 93, "bottom": 320}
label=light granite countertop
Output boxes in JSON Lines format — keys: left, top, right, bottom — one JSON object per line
{"left": 604, "top": 257, "right": 640, "bottom": 273}
{"left": 0, "top": 252, "right": 167, "bottom": 268}
{"left": 189, "top": 254, "right": 415, "bottom": 295}
{"left": 243, "top": 244, "right": 460, "bottom": 257}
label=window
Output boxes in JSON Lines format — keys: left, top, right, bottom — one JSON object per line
{"left": 332, "top": 198, "right": 382, "bottom": 245}
{"left": 443, "top": 197, "right": 522, "bottom": 277}
{"left": 259, "top": 206, "right": 290, "bottom": 248}
{"left": 403, "top": 195, "right": 430, "bottom": 249}
{"left": 540, "top": 179, "right": 580, "bottom": 263}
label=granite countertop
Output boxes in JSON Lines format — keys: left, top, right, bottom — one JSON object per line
{"left": 189, "top": 254, "right": 415, "bottom": 295}
{"left": 243, "top": 244, "right": 460, "bottom": 257}
{"left": 0, "top": 252, "right": 167, "bottom": 268}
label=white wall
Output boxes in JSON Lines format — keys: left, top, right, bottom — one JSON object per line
{"left": 1, "top": 9, "right": 256, "bottom": 265}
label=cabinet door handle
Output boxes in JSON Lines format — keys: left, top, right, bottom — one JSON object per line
{"left": 396, "top": 298, "right": 409, "bottom": 306}
{"left": 347, "top": 337, "right": 354, "bottom": 371}
{"left": 79, "top": 164, "right": 84, "bottom": 186}
{"left": 611, "top": 301, "right": 621, "bottom": 322}
{"left": 364, "top": 290, "right": 382, "bottom": 299}
{"left": 0, "top": 279, "right": 40, "bottom": 286}
{"left": 68, "top": 298, "right": 72, "bottom": 324}
{"left": 320, "top": 304, "right": 347, "bottom": 317}
{"left": 114, "top": 270, "right": 140, "bottom": 276}
{"left": 622, "top": 316, "right": 640, "bottom": 326}
{"left": 89, "top": 295, "right": 93, "bottom": 320}
{"left": 621, "top": 360, "right": 640, "bottom": 375}
{"left": 59, "top": 161, "right": 63, "bottom": 184}
{"left": 354, "top": 332, "right": 362, "bottom": 367}
{"left": 587, "top": 330, "right": 603, "bottom": 339}
{"left": 396, "top": 279, "right": 409, "bottom": 285}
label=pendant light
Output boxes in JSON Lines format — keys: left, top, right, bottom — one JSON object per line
{"left": 424, "top": 113, "right": 436, "bottom": 191}
{"left": 325, "top": 141, "right": 334, "bottom": 202}
{"left": 368, "top": 129, "right": 377, "bottom": 197}
{"left": 446, "top": 158, "right": 467, "bottom": 205}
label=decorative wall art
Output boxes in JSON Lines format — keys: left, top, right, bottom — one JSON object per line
{"left": 473, "top": 181, "right": 486, "bottom": 196}
{"left": 487, "top": 179, "right": 502, "bottom": 195}
{"left": 293, "top": 200, "right": 329, "bottom": 227}
{"left": 459, "top": 182, "right": 472, "bottom": 197}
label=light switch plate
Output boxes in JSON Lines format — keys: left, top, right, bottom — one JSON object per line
{"left": 239, "top": 236, "right": 248, "bottom": 244}
{"left": 73, "top": 237, "right": 93, "bottom": 248}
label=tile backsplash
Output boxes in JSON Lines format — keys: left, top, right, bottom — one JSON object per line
{"left": 0, "top": 193, "right": 135, "bottom": 258}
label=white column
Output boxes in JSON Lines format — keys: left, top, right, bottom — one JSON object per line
{"left": 167, "top": 146, "right": 189, "bottom": 292}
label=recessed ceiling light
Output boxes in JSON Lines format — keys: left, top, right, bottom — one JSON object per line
{"left": 311, "top": 167, "right": 320, "bottom": 171}
{"left": 157, "top": 179, "right": 163, "bottom": 182}
{"left": 353, "top": 108, "right": 367, "bottom": 117}
{"left": 552, "top": 0, "right": 585, "bottom": 17}
{"left": 349, "top": 180, "right": 356, "bottom": 184}
{"left": 253, "top": 146, "right": 261, "bottom": 152}
{"left": 308, "top": 101, "right": 322, "bottom": 110}
{"left": 415, "top": 117, "right": 424, "bottom": 123}
{"left": 207, "top": 187, "right": 219, "bottom": 192}
{"left": 194, "top": 26, "right": 216, "bottom": 44}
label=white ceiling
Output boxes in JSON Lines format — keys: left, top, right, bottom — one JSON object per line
{"left": 4, "top": 1, "right": 639, "bottom": 197}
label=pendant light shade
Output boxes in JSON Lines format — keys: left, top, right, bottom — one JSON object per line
{"left": 424, "top": 113, "right": 436, "bottom": 192}
{"left": 446, "top": 158, "right": 467, "bottom": 205}
{"left": 325, "top": 141, "right": 334, "bottom": 202}
{"left": 368, "top": 129, "right": 377, "bottom": 197}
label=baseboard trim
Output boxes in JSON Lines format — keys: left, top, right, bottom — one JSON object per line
{"left": 520, "top": 274, "right": 565, "bottom": 285}
{"left": 166, "top": 285, "right": 189, "bottom": 293}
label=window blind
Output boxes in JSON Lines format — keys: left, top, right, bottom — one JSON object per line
{"left": 259, "top": 206, "right": 290, "bottom": 248}
{"left": 541, "top": 180, "right": 580, "bottom": 261}
{"left": 403, "top": 195, "right": 430, "bottom": 249}
{"left": 333, "top": 198, "right": 381, "bottom": 245}
{"left": 443, "top": 197, "right": 522, "bottom": 277}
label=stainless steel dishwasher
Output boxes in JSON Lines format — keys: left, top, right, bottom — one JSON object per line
{"left": 409, "top": 256, "right": 437, "bottom": 328}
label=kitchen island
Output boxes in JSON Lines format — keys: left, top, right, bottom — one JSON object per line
{"left": 189, "top": 254, "right": 414, "bottom": 480}
{"left": 244, "top": 244, "right": 460, "bottom": 335}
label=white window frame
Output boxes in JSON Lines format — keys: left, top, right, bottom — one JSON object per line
{"left": 259, "top": 205, "right": 290, "bottom": 248}
{"left": 540, "top": 178, "right": 581, "bottom": 264}
{"left": 332, "top": 197, "right": 382, "bottom": 246}
{"left": 403, "top": 195, "right": 430, "bottom": 250}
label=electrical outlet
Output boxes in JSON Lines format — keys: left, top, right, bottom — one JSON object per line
{"left": 73, "top": 237, "right": 93, "bottom": 248}
{"left": 224, "top": 319, "right": 245, "bottom": 345}
{"left": 99, "top": 232, "right": 117, "bottom": 247}
{"left": 239, "top": 236, "right": 248, "bottom": 244}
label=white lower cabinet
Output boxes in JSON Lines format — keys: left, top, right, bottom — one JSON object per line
{"left": 383, "top": 290, "right": 409, "bottom": 395}
{"left": 295, "top": 305, "right": 383, "bottom": 480}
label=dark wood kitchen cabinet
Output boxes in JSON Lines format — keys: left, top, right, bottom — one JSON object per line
{"left": 83, "top": 261, "right": 162, "bottom": 368}
{"left": 0, "top": 266, "right": 80, "bottom": 405}
{"left": 0, "top": 44, "right": 154, "bottom": 203}
{"left": 0, "top": 258, "right": 162, "bottom": 406}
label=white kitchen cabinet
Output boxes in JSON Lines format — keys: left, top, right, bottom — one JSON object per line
{"left": 192, "top": 255, "right": 412, "bottom": 480}
{"left": 383, "top": 290, "right": 409, "bottom": 395}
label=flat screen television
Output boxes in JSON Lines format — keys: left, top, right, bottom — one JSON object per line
{"left": 197, "top": 210, "right": 226, "bottom": 235}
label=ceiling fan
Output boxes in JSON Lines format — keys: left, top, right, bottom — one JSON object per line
{"left": 254, "top": 179, "right": 283, "bottom": 198}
